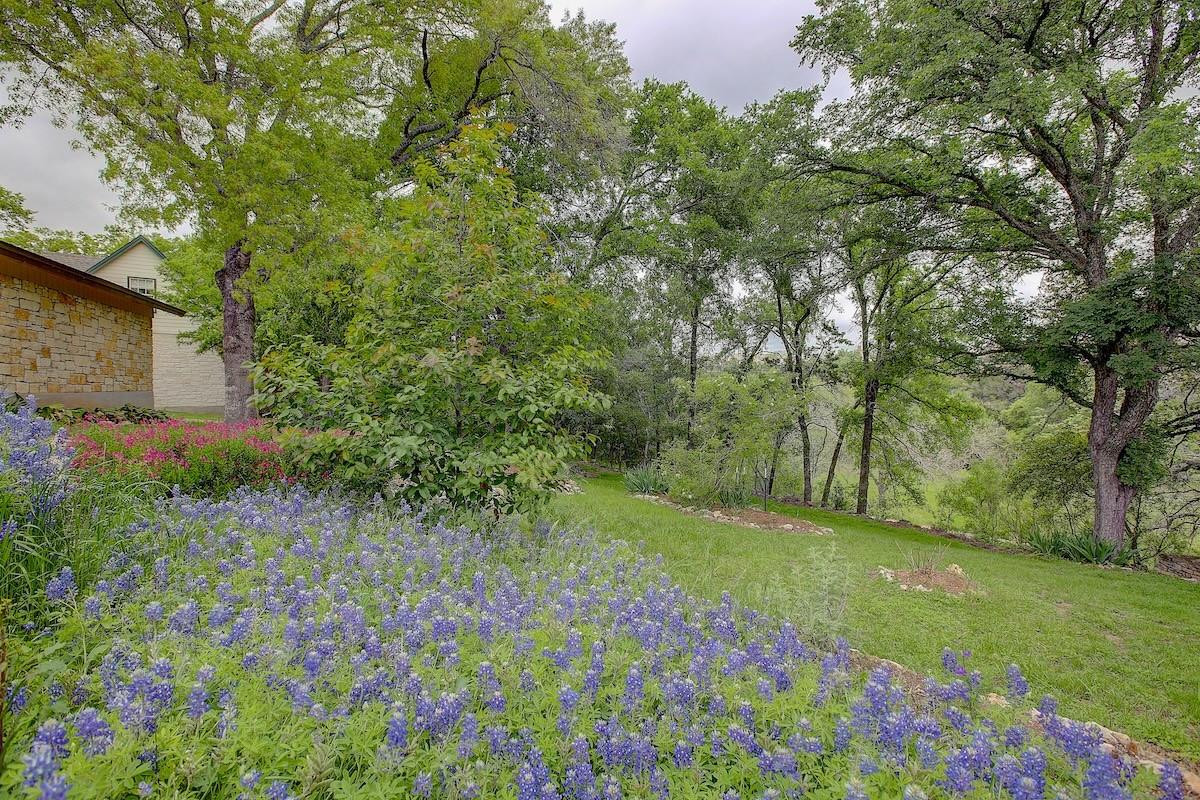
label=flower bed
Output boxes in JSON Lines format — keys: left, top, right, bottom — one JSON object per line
{"left": 70, "top": 420, "right": 292, "bottom": 497}
{"left": 1, "top": 487, "right": 1185, "bottom": 799}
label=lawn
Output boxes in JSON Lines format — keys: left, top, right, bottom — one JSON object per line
{"left": 550, "top": 474, "right": 1200, "bottom": 763}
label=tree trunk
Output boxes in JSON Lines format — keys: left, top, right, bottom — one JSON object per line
{"left": 1086, "top": 364, "right": 1161, "bottom": 546}
{"left": 856, "top": 377, "right": 878, "bottom": 515}
{"left": 798, "top": 411, "right": 813, "bottom": 504}
{"left": 215, "top": 243, "right": 258, "bottom": 423}
{"left": 1090, "top": 449, "right": 1134, "bottom": 548}
{"left": 686, "top": 297, "right": 701, "bottom": 448}
{"left": 821, "top": 421, "right": 847, "bottom": 508}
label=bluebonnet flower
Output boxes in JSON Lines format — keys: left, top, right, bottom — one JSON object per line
{"left": 1083, "top": 750, "right": 1132, "bottom": 800}
{"left": 34, "top": 718, "right": 70, "bottom": 759}
{"left": 1157, "top": 763, "right": 1185, "bottom": 800}
{"left": 38, "top": 773, "right": 71, "bottom": 800}
{"left": 265, "top": 781, "right": 294, "bottom": 800}
{"left": 844, "top": 781, "right": 869, "bottom": 800}
{"left": 22, "top": 743, "right": 59, "bottom": 787}
{"left": 75, "top": 708, "right": 115, "bottom": 756}
{"left": 46, "top": 567, "right": 76, "bottom": 603}
{"left": 1007, "top": 664, "right": 1030, "bottom": 699}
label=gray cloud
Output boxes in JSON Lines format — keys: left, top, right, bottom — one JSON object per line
{"left": 550, "top": 0, "right": 822, "bottom": 111}
{"left": 0, "top": 108, "right": 122, "bottom": 232}
{"left": 2, "top": 2, "right": 825, "bottom": 233}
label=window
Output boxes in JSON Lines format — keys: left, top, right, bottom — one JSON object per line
{"left": 128, "top": 276, "right": 157, "bottom": 296}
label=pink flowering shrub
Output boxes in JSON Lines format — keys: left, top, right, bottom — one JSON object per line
{"left": 70, "top": 420, "right": 296, "bottom": 497}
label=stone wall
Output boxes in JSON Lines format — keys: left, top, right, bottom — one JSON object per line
{"left": 0, "top": 272, "right": 154, "bottom": 406}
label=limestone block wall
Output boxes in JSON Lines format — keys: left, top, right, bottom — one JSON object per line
{"left": 0, "top": 272, "right": 154, "bottom": 406}
{"left": 152, "top": 313, "right": 226, "bottom": 412}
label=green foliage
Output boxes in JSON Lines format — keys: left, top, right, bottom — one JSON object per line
{"left": 755, "top": 541, "right": 853, "bottom": 649}
{"left": 622, "top": 465, "right": 669, "bottom": 495}
{"left": 1, "top": 468, "right": 160, "bottom": 619}
{"left": 1025, "top": 530, "right": 1137, "bottom": 567}
{"left": 794, "top": 0, "right": 1200, "bottom": 543}
{"left": 1007, "top": 428, "right": 1093, "bottom": 510}
{"left": 0, "top": 225, "right": 139, "bottom": 257}
{"left": 936, "top": 459, "right": 1041, "bottom": 542}
{"left": 660, "top": 368, "right": 801, "bottom": 508}
{"left": 0, "top": 184, "right": 32, "bottom": 230}
{"left": 33, "top": 404, "right": 171, "bottom": 427}
{"left": 254, "top": 125, "right": 609, "bottom": 514}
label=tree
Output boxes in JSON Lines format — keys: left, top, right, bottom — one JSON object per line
{"left": 1, "top": 0, "right": 628, "bottom": 422}
{"left": 741, "top": 175, "right": 843, "bottom": 503}
{"left": 0, "top": 186, "right": 31, "bottom": 231}
{"left": 253, "top": 124, "right": 609, "bottom": 513}
{"left": 598, "top": 82, "right": 749, "bottom": 446}
{"left": 0, "top": 225, "right": 136, "bottom": 256}
{"left": 0, "top": 0, "right": 390, "bottom": 420}
{"left": 795, "top": 0, "right": 1200, "bottom": 544}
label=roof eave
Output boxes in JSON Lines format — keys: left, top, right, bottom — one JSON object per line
{"left": 0, "top": 240, "right": 186, "bottom": 316}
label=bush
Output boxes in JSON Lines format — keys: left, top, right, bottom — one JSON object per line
{"left": 935, "top": 459, "right": 1046, "bottom": 542}
{"left": 71, "top": 420, "right": 293, "bottom": 498}
{"left": 1, "top": 486, "right": 1180, "bottom": 798}
{"left": 1025, "top": 529, "right": 1138, "bottom": 566}
{"left": 659, "top": 442, "right": 754, "bottom": 507}
{"left": 35, "top": 403, "right": 172, "bottom": 426}
{"left": 252, "top": 125, "right": 608, "bottom": 515}
{"left": 623, "top": 464, "right": 669, "bottom": 495}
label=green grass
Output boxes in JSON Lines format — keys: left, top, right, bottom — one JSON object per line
{"left": 549, "top": 474, "right": 1200, "bottom": 762}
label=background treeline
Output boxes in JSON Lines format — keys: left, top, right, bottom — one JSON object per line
{"left": 1, "top": 0, "right": 1197, "bottom": 559}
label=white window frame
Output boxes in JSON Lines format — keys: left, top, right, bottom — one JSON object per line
{"left": 128, "top": 276, "right": 157, "bottom": 297}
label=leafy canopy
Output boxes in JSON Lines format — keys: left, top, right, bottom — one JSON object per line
{"left": 253, "top": 124, "right": 609, "bottom": 513}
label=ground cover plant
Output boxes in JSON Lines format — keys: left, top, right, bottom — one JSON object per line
{"left": 2, "top": 482, "right": 1190, "bottom": 800}
{"left": 70, "top": 420, "right": 294, "bottom": 498}
{"left": 0, "top": 395, "right": 160, "bottom": 618}
{"left": 551, "top": 476, "right": 1200, "bottom": 763}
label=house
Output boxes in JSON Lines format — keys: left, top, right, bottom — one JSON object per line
{"left": 32, "top": 237, "right": 227, "bottom": 413}
{"left": 0, "top": 240, "right": 185, "bottom": 408}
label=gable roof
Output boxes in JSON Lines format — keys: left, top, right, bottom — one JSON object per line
{"left": 0, "top": 239, "right": 185, "bottom": 316}
{"left": 86, "top": 235, "right": 166, "bottom": 273}
{"left": 37, "top": 250, "right": 104, "bottom": 272}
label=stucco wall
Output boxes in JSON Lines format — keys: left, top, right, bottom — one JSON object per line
{"left": 93, "top": 243, "right": 226, "bottom": 412}
{"left": 0, "top": 272, "right": 153, "bottom": 407}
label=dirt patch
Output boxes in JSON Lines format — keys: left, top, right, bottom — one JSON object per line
{"left": 1157, "top": 553, "right": 1200, "bottom": 582}
{"left": 875, "top": 564, "right": 976, "bottom": 595}
{"left": 631, "top": 494, "right": 833, "bottom": 534}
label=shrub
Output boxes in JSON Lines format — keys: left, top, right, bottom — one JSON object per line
{"left": 1025, "top": 529, "right": 1138, "bottom": 566}
{"left": 623, "top": 464, "right": 669, "bottom": 495}
{"left": 34, "top": 403, "right": 172, "bottom": 426}
{"left": 660, "top": 442, "right": 754, "bottom": 507}
{"left": 252, "top": 124, "right": 608, "bottom": 515}
{"left": 0, "top": 486, "right": 1178, "bottom": 798}
{"left": 70, "top": 420, "right": 292, "bottom": 497}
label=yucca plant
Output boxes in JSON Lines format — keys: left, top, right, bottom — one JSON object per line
{"left": 623, "top": 465, "right": 669, "bottom": 495}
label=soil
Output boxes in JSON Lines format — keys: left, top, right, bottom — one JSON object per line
{"left": 631, "top": 494, "right": 833, "bottom": 535}
{"left": 875, "top": 565, "right": 976, "bottom": 595}
{"left": 1157, "top": 553, "right": 1200, "bottom": 582}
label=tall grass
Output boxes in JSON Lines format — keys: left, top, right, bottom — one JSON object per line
{"left": 1, "top": 469, "right": 162, "bottom": 620}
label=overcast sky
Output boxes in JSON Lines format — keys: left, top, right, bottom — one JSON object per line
{"left": 0, "top": 1, "right": 825, "bottom": 233}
